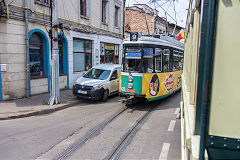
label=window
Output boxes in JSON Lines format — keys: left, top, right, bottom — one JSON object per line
{"left": 124, "top": 47, "right": 141, "bottom": 72}
{"left": 179, "top": 52, "right": 184, "bottom": 70}
{"left": 163, "top": 49, "right": 170, "bottom": 72}
{"left": 29, "top": 33, "right": 44, "bottom": 78}
{"left": 80, "top": 0, "right": 87, "bottom": 17}
{"left": 73, "top": 38, "right": 92, "bottom": 72}
{"left": 102, "top": 0, "right": 107, "bottom": 24}
{"left": 100, "top": 43, "right": 119, "bottom": 64}
{"left": 110, "top": 70, "right": 118, "bottom": 80}
{"left": 173, "top": 50, "right": 179, "bottom": 70}
{"left": 114, "top": 5, "right": 120, "bottom": 27}
{"left": 83, "top": 68, "right": 111, "bottom": 80}
{"left": 58, "top": 40, "right": 66, "bottom": 75}
{"left": 143, "top": 48, "right": 154, "bottom": 73}
{"left": 35, "top": 0, "right": 48, "bottom": 4}
{"left": 155, "top": 48, "right": 162, "bottom": 73}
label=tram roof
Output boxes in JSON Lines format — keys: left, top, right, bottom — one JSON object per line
{"left": 123, "top": 35, "right": 184, "bottom": 50}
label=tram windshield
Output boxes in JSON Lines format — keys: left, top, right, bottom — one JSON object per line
{"left": 124, "top": 47, "right": 141, "bottom": 72}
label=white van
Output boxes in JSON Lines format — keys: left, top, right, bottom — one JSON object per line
{"left": 73, "top": 64, "right": 121, "bottom": 101}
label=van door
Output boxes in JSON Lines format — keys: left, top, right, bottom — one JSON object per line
{"left": 109, "top": 70, "right": 119, "bottom": 94}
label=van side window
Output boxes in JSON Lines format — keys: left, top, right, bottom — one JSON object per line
{"left": 110, "top": 70, "right": 118, "bottom": 80}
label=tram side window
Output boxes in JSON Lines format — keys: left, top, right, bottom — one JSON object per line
{"left": 155, "top": 48, "right": 162, "bottom": 73}
{"left": 163, "top": 49, "right": 170, "bottom": 72}
{"left": 179, "top": 52, "right": 184, "bottom": 70}
{"left": 143, "top": 48, "right": 154, "bottom": 73}
{"left": 173, "top": 50, "right": 179, "bottom": 71}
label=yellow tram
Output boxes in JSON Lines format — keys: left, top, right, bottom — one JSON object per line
{"left": 119, "top": 34, "right": 184, "bottom": 102}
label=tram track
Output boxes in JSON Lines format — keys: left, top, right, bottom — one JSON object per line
{"left": 105, "top": 105, "right": 156, "bottom": 160}
{"left": 52, "top": 101, "right": 159, "bottom": 160}
{"left": 53, "top": 106, "right": 128, "bottom": 160}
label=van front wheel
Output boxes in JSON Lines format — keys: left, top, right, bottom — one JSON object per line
{"left": 102, "top": 90, "right": 108, "bottom": 102}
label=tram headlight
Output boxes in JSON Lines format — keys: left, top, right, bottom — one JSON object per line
{"left": 128, "top": 83, "right": 133, "bottom": 89}
{"left": 128, "top": 76, "right": 133, "bottom": 83}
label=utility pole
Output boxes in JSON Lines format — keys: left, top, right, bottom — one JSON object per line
{"left": 48, "top": 0, "right": 60, "bottom": 105}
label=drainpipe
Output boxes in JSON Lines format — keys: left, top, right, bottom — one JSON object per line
{"left": 24, "top": 0, "right": 30, "bottom": 97}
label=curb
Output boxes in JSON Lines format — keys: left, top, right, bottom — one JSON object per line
{"left": 0, "top": 100, "right": 80, "bottom": 121}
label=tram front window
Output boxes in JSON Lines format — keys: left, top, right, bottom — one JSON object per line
{"left": 124, "top": 46, "right": 141, "bottom": 72}
{"left": 125, "top": 59, "right": 141, "bottom": 72}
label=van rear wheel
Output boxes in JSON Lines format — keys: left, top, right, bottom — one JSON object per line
{"left": 102, "top": 90, "right": 108, "bottom": 102}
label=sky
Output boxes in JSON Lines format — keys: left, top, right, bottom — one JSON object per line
{"left": 125, "top": 0, "right": 189, "bottom": 28}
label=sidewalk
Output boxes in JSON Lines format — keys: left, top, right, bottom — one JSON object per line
{"left": 0, "top": 89, "right": 79, "bottom": 120}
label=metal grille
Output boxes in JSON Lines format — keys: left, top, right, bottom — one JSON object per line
{"left": 75, "top": 84, "right": 93, "bottom": 91}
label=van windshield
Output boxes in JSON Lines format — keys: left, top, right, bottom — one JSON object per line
{"left": 83, "top": 68, "right": 111, "bottom": 80}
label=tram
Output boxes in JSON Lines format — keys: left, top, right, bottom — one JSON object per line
{"left": 119, "top": 34, "right": 184, "bottom": 102}
{"left": 181, "top": 0, "right": 240, "bottom": 160}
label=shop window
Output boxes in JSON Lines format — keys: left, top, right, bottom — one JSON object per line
{"left": 100, "top": 43, "right": 119, "bottom": 64}
{"left": 73, "top": 38, "right": 92, "bottom": 72}
{"left": 29, "top": 33, "right": 44, "bottom": 78}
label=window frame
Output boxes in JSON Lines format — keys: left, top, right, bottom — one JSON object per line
{"left": 58, "top": 39, "right": 66, "bottom": 76}
{"left": 163, "top": 49, "right": 171, "bottom": 72}
{"left": 114, "top": 5, "right": 120, "bottom": 27}
{"left": 154, "top": 48, "right": 163, "bottom": 73}
{"left": 100, "top": 43, "right": 119, "bottom": 64}
{"left": 80, "top": 0, "right": 87, "bottom": 17}
{"left": 179, "top": 51, "right": 184, "bottom": 70}
{"left": 102, "top": 0, "right": 108, "bottom": 24}
{"left": 110, "top": 70, "right": 118, "bottom": 81}
{"left": 34, "top": 0, "right": 49, "bottom": 5}
{"left": 173, "top": 50, "right": 180, "bottom": 71}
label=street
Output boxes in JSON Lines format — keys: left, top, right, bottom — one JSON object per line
{"left": 0, "top": 92, "right": 181, "bottom": 160}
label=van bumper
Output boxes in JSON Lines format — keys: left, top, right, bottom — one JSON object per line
{"left": 73, "top": 85, "right": 104, "bottom": 100}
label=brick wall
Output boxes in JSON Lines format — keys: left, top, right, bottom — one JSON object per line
{"left": 125, "top": 9, "right": 156, "bottom": 35}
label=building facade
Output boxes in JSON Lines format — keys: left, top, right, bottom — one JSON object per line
{"left": 0, "top": 0, "right": 125, "bottom": 100}
{"left": 125, "top": 4, "right": 182, "bottom": 36}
